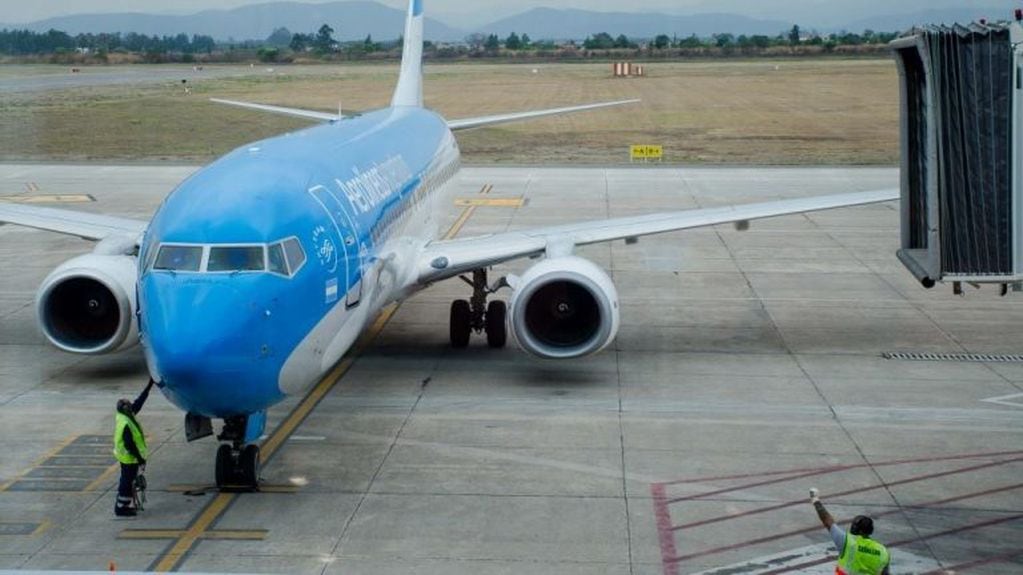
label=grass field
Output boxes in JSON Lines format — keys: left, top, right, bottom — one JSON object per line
{"left": 0, "top": 60, "right": 900, "bottom": 164}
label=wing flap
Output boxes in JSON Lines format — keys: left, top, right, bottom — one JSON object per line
{"left": 447, "top": 99, "right": 641, "bottom": 131}
{"left": 418, "top": 189, "right": 898, "bottom": 284}
{"left": 0, "top": 202, "right": 147, "bottom": 241}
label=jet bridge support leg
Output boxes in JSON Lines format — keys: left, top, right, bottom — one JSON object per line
{"left": 214, "top": 411, "right": 265, "bottom": 490}
{"left": 450, "top": 268, "right": 507, "bottom": 349}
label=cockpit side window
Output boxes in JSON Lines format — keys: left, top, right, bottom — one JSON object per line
{"left": 153, "top": 245, "right": 203, "bottom": 272}
{"left": 207, "top": 246, "right": 265, "bottom": 272}
{"left": 268, "top": 242, "right": 289, "bottom": 276}
{"left": 282, "top": 238, "right": 306, "bottom": 274}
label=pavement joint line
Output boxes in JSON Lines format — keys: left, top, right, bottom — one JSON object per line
{"left": 0, "top": 433, "right": 80, "bottom": 492}
{"left": 146, "top": 185, "right": 481, "bottom": 573}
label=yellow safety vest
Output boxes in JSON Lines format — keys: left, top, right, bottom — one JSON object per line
{"left": 113, "top": 412, "right": 148, "bottom": 464}
{"left": 837, "top": 533, "right": 889, "bottom": 575}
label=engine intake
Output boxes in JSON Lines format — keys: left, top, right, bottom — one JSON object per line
{"left": 36, "top": 254, "right": 138, "bottom": 354}
{"left": 509, "top": 256, "right": 619, "bottom": 359}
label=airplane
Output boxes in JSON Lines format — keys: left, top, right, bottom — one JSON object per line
{"left": 0, "top": 0, "right": 898, "bottom": 488}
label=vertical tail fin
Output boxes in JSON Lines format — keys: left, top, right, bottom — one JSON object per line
{"left": 391, "top": 0, "right": 424, "bottom": 107}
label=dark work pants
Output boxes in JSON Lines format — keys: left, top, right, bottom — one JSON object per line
{"left": 115, "top": 463, "right": 139, "bottom": 514}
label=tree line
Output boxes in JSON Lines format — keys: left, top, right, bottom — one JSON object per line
{"left": 0, "top": 24, "right": 900, "bottom": 62}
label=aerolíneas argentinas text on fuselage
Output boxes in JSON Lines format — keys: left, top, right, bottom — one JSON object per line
{"left": 0, "top": 0, "right": 898, "bottom": 487}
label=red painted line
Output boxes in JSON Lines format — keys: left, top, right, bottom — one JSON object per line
{"left": 662, "top": 449, "right": 1023, "bottom": 486}
{"left": 919, "top": 548, "right": 1023, "bottom": 574}
{"left": 758, "top": 513, "right": 1023, "bottom": 575}
{"left": 651, "top": 483, "right": 680, "bottom": 575}
{"left": 667, "top": 465, "right": 861, "bottom": 504}
{"left": 670, "top": 456, "right": 1023, "bottom": 532}
{"left": 665, "top": 482, "right": 1023, "bottom": 564}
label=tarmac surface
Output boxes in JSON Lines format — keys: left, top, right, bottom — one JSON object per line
{"left": 1, "top": 164, "right": 1022, "bottom": 574}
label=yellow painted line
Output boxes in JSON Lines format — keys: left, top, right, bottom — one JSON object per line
{"left": 32, "top": 520, "right": 53, "bottom": 537}
{"left": 82, "top": 463, "right": 120, "bottom": 492}
{"left": 167, "top": 484, "right": 299, "bottom": 494}
{"left": 0, "top": 434, "right": 80, "bottom": 492}
{"left": 120, "top": 529, "right": 187, "bottom": 540}
{"left": 454, "top": 198, "right": 524, "bottom": 208}
{"left": 151, "top": 492, "right": 234, "bottom": 572}
{"left": 199, "top": 529, "right": 267, "bottom": 540}
{"left": 0, "top": 194, "right": 94, "bottom": 204}
{"left": 147, "top": 191, "right": 480, "bottom": 572}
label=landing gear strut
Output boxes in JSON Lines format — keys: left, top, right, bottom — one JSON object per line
{"left": 215, "top": 416, "right": 261, "bottom": 490}
{"left": 450, "top": 268, "right": 507, "bottom": 349}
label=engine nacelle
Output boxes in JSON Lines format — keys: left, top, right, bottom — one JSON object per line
{"left": 36, "top": 254, "right": 138, "bottom": 355}
{"left": 508, "top": 256, "right": 620, "bottom": 359}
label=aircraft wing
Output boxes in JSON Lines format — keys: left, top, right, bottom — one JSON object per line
{"left": 210, "top": 98, "right": 341, "bottom": 122}
{"left": 417, "top": 188, "right": 898, "bottom": 284}
{"left": 0, "top": 202, "right": 147, "bottom": 241}
{"left": 447, "top": 99, "right": 641, "bottom": 131}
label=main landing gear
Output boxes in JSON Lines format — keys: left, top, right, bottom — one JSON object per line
{"left": 214, "top": 415, "right": 262, "bottom": 490}
{"left": 450, "top": 268, "right": 507, "bottom": 349}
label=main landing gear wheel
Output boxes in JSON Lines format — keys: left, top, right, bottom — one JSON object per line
{"left": 214, "top": 443, "right": 261, "bottom": 490}
{"left": 450, "top": 300, "right": 472, "bottom": 348}
{"left": 448, "top": 268, "right": 508, "bottom": 348}
{"left": 486, "top": 300, "right": 507, "bottom": 348}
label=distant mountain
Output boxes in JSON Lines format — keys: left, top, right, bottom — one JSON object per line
{"left": 8, "top": 1, "right": 463, "bottom": 42}
{"left": 843, "top": 7, "right": 1012, "bottom": 33}
{"left": 479, "top": 8, "right": 793, "bottom": 40}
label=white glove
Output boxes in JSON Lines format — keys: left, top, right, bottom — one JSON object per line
{"left": 810, "top": 488, "right": 820, "bottom": 504}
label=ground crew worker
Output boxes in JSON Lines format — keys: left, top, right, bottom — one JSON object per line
{"left": 810, "top": 488, "right": 890, "bottom": 575}
{"left": 113, "top": 379, "right": 155, "bottom": 517}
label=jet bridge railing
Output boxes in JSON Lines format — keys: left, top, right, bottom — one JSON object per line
{"left": 892, "top": 20, "right": 1023, "bottom": 288}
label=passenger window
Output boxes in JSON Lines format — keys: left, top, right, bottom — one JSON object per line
{"left": 153, "top": 245, "right": 203, "bottom": 272}
{"left": 283, "top": 238, "right": 306, "bottom": 273}
{"left": 208, "top": 246, "right": 265, "bottom": 272}
{"left": 268, "top": 243, "right": 289, "bottom": 276}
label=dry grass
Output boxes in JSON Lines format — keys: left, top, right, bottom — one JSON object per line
{"left": 0, "top": 59, "right": 899, "bottom": 164}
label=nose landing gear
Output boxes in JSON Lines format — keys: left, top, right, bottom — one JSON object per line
{"left": 214, "top": 414, "right": 263, "bottom": 490}
{"left": 450, "top": 268, "right": 508, "bottom": 349}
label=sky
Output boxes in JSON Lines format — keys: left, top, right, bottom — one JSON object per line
{"left": 0, "top": 0, "right": 1005, "bottom": 27}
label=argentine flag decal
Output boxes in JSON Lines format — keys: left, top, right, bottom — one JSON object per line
{"left": 325, "top": 278, "right": 339, "bottom": 303}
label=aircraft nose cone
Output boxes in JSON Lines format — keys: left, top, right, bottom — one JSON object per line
{"left": 140, "top": 275, "right": 283, "bottom": 417}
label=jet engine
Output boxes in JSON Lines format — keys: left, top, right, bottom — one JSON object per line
{"left": 36, "top": 254, "right": 138, "bottom": 354}
{"left": 508, "top": 256, "right": 619, "bottom": 359}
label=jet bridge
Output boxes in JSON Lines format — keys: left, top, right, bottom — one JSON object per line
{"left": 892, "top": 17, "right": 1023, "bottom": 291}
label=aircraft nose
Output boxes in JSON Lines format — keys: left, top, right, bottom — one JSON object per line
{"left": 140, "top": 275, "right": 283, "bottom": 416}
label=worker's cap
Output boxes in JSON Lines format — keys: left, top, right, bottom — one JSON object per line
{"left": 116, "top": 398, "right": 133, "bottom": 414}
{"left": 850, "top": 515, "right": 874, "bottom": 536}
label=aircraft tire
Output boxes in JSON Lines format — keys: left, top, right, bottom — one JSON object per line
{"left": 214, "top": 444, "right": 234, "bottom": 488}
{"left": 485, "top": 300, "right": 507, "bottom": 348}
{"left": 450, "top": 300, "right": 471, "bottom": 348}
{"left": 239, "top": 444, "right": 260, "bottom": 488}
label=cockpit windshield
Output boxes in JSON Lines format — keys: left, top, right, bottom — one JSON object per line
{"left": 153, "top": 245, "right": 203, "bottom": 272}
{"left": 147, "top": 238, "right": 306, "bottom": 277}
{"left": 208, "top": 246, "right": 265, "bottom": 272}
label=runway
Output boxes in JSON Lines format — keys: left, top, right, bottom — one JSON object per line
{"left": 1, "top": 164, "right": 1022, "bottom": 574}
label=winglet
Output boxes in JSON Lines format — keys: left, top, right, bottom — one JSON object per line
{"left": 391, "top": 0, "right": 424, "bottom": 107}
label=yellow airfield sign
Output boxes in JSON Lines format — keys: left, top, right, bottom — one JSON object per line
{"left": 630, "top": 145, "right": 663, "bottom": 161}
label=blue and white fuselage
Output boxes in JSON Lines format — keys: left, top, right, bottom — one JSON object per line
{"left": 139, "top": 107, "right": 459, "bottom": 418}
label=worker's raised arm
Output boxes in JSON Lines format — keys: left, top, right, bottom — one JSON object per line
{"left": 131, "top": 378, "right": 156, "bottom": 414}
{"left": 811, "top": 488, "right": 835, "bottom": 529}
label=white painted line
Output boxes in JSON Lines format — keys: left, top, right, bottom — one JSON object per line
{"left": 981, "top": 392, "right": 1023, "bottom": 409}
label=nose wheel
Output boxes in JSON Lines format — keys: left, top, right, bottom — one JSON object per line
{"left": 450, "top": 269, "right": 507, "bottom": 349}
{"left": 215, "top": 443, "right": 261, "bottom": 489}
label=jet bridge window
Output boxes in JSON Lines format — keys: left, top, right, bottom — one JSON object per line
{"left": 207, "top": 246, "right": 265, "bottom": 273}
{"left": 153, "top": 245, "right": 203, "bottom": 272}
